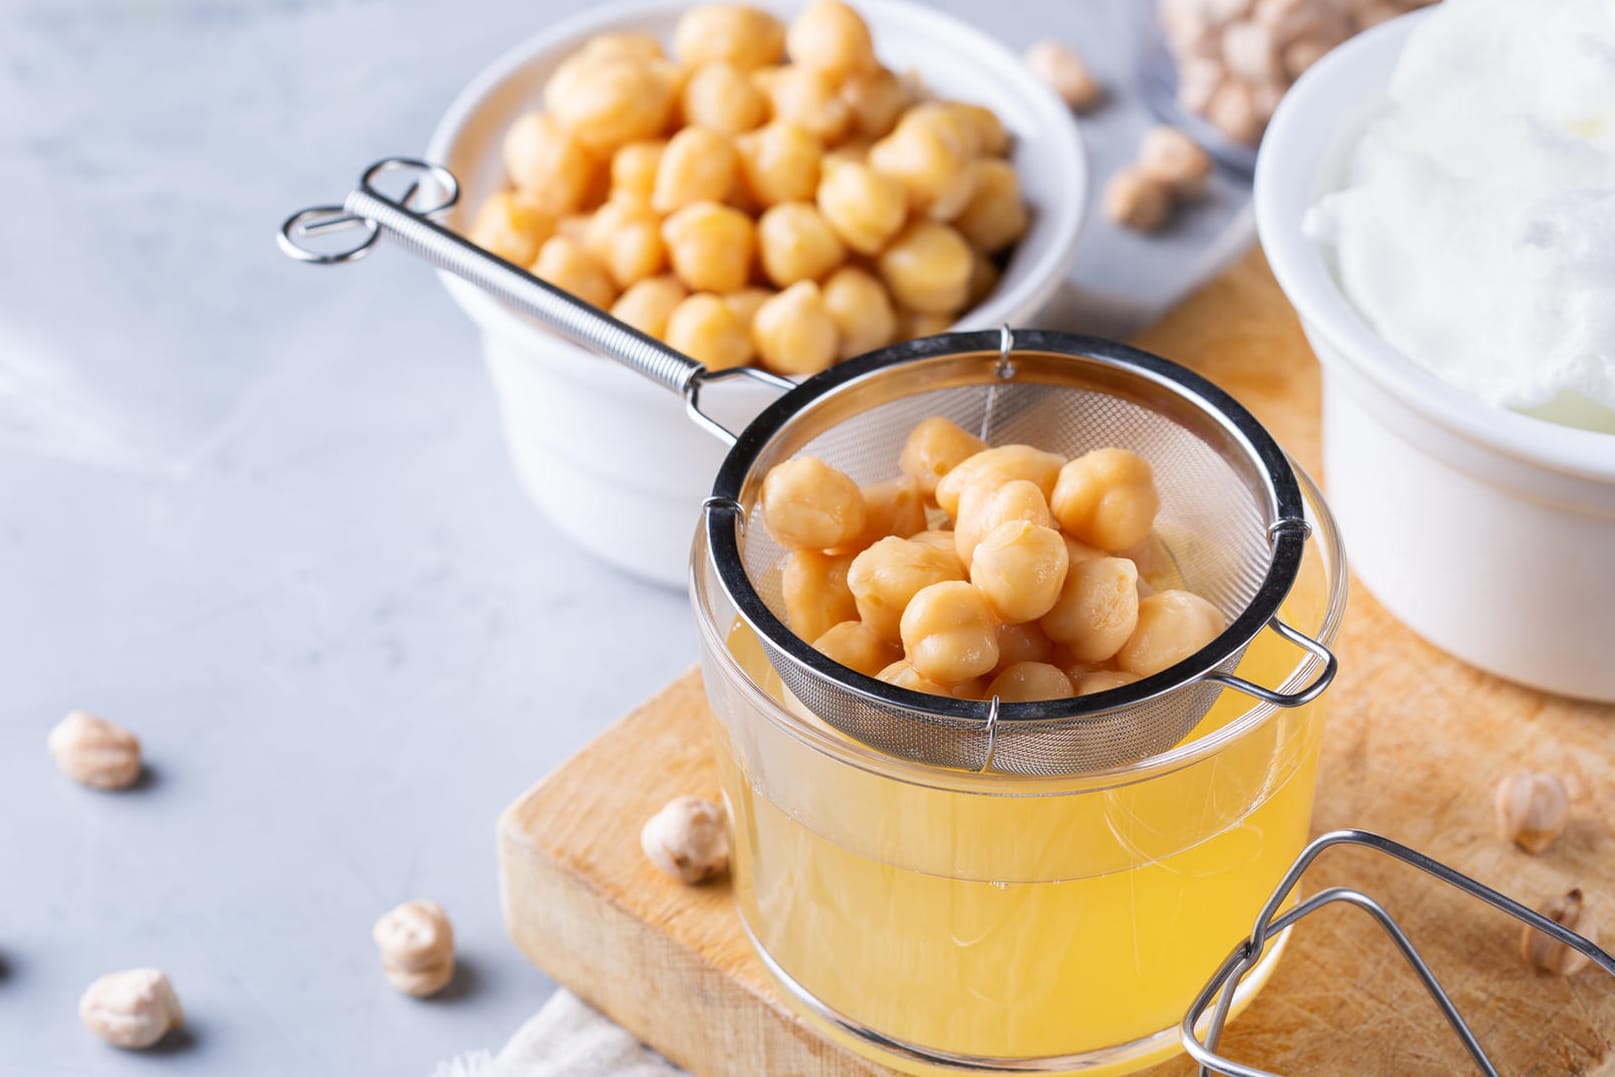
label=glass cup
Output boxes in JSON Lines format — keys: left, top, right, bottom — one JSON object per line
{"left": 692, "top": 464, "right": 1345, "bottom": 1075}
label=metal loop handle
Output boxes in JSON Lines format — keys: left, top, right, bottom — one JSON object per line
{"left": 1203, "top": 617, "right": 1337, "bottom": 708}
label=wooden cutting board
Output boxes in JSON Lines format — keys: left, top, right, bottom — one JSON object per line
{"left": 498, "top": 249, "right": 1615, "bottom": 1076}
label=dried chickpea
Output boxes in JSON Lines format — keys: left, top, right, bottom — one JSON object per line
{"left": 758, "top": 64, "right": 853, "bottom": 144}
{"left": 722, "top": 286, "right": 774, "bottom": 331}
{"left": 868, "top": 106, "right": 979, "bottom": 220}
{"left": 736, "top": 121, "right": 823, "bottom": 207}
{"left": 788, "top": 1, "right": 876, "bottom": 77}
{"left": 502, "top": 113, "right": 599, "bottom": 213}
{"left": 610, "top": 140, "right": 666, "bottom": 204}
{"left": 783, "top": 550, "right": 858, "bottom": 643}
{"left": 817, "top": 160, "right": 907, "bottom": 255}
{"left": 899, "top": 416, "right": 986, "bottom": 500}
{"left": 878, "top": 659, "right": 953, "bottom": 696}
{"left": 1041, "top": 555, "right": 1140, "bottom": 662}
{"left": 653, "top": 126, "right": 740, "bottom": 214}
{"left": 988, "top": 661, "right": 1073, "bottom": 702}
{"left": 752, "top": 281, "right": 838, "bottom": 376}
{"left": 546, "top": 55, "right": 675, "bottom": 153}
{"left": 877, "top": 220, "right": 973, "bottom": 314}
{"left": 1104, "top": 165, "right": 1174, "bottom": 232}
{"left": 934, "top": 444, "right": 1063, "bottom": 518}
{"left": 1076, "top": 670, "right": 1141, "bottom": 696}
{"left": 532, "top": 235, "right": 618, "bottom": 309}
{"left": 580, "top": 32, "right": 665, "bottom": 64}
{"left": 947, "top": 102, "right": 1011, "bottom": 158}
{"left": 997, "top": 621, "right": 1056, "bottom": 667}
{"left": 971, "top": 521, "right": 1070, "bottom": 624}
{"left": 681, "top": 61, "right": 768, "bottom": 135}
{"left": 468, "top": 190, "right": 555, "bottom": 266}
{"left": 585, "top": 199, "right": 666, "bottom": 287}
{"left": 953, "top": 478, "right": 1053, "bottom": 567}
{"left": 835, "top": 475, "right": 926, "bottom": 553}
{"left": 841, "top": 66, "right": 907, "bottom": 139}
{"left": 1116, "top": 590, "right": 1226, "bottom": 677}
{"left": 815, "top": 621, "right": 902, "bottom": 677}
{"left": 1024, "top": 39, "right": 1104, "bottom": 111}
{"left": 665, "top": 293, "right": 753, "bottom": 370}
{"left": 900, "top": 580, "right": 1000, "bottom": 685}
{"left": 761, "top": 455, "right": 866, "bottom": 550}
{"left": 1138, "top": 125, "right": 1213, "bottom": 199}
{"left": 954, "top": 159, "right": 1029, "bottom": 254}
{"left": 1050, "top": 448, "right": 1161, "bottom": 552}
{"left": 822, "top": 266, "right": 896, "bottom": 359}
{"left": 847, "top": 535, "right": 966, "bottom": 642}
{"left": 610, "top": 274, "right": 687, "bottom": 338}
{"left": 663, "top": 201, "right": 756, "bottom": 293}
{"left": 673, "top": 5, "right": 786, "bottom": 70}
{"left": 757, "top": 202, "right": 846, "bottom": 287}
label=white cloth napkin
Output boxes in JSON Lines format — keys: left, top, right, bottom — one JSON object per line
{"left": 432, "top": 991, "right": 682, "bottom": 1077}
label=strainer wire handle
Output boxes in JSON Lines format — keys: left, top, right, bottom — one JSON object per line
{"left": 1202, "top": 617, "right": 1336, "bottom": 708}
{"left": 277, "top": 158, "right": 794, "bottom": 446}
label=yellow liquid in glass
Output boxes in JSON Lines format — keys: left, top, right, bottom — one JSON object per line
{"left": 717, "top": 616, "right": 1325, "bottom": 1071}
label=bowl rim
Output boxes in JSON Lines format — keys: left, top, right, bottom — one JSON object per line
{"left": 1254, "top": 9, "right": 1615, "bottom": 484}
{"left": 422, "top": 0, "right": 1088, "bottom": 373}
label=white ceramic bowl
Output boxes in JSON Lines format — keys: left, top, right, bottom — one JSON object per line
{"left": 426, "top": 0, "right": 1086, "bottom": 588}
{"left": 1255, "top": 11, "right": 1615, "bottom": 702}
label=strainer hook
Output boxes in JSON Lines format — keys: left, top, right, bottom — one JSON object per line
{"left": 684, "top": 366, "right": 796, "bottom": 446}
{"left": 1202, "top": 617, "right": 1336, "bottom": 708}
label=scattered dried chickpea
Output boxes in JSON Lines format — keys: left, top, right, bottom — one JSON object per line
{"left": 681, "top": 61, "right": 769, "bottom": 135}
{"left": 1522, "top": 889, "right": 1594, "bottom": 976}
{"left": 757, "top": 202, "right": 846, "bottom": 286}
{"left": 468, "top": 191, "right": 555, "bottom": 266}
{"left": 663, "top": 201, "right": 756, "bottom": 293}
{"left": 673, "top": 5, "right": 787, "bottom": 70}
{"left": 585, "top": 199, "right": 667, "bottom": 287}
{"left": 996, "top": 621, "right": 1057, "bottom": 667}
{"left": 847, "top": 535, "right": 966, "bottom": 641}
{"left": 955, "top": 159, "right": 1030, "bottom": 254}
{"left": 373, "top": 899, "right": 456, "bottom": 997}
{"left": 1494, "top": 772, "right": 1570, "bottom": 855}
{"left": 753, "top": 281, "right": 838, "bottom": 376}
{"left": 48, "top": 710, "right": 142, "bottom": 790}
{"left": 822, "top": 265, "right": 896, "bottom": 359}
{"left": 899, "top": 416, "right": 987, "bottom": 500}
{"left": 953, "top": 478, "right": 1054, "bottom": 568}
{"left": 1138, "top": 125, "right": 1213, "bottom": 199}
{"left": 900, "top": 580, "right": 1001, "bottom": 685}
{"left": 1104, "top": 165, "right": 1175, "bottom": 233}
{"left": 502, "top": 113, "right": 599, "bottom": 214}
{"left": 784, "top": 550, "right": 858, "bottom": 642}
{"left": 532, "top": 235, "right": 618, "bottom": 310}
{"left": 787, "top": 0, "right": 877, "bottom": 78}
{"left": 665, "top": 293, "right": 754, "bottom": 370}
{"left": 1041, "top": 556, "right": 1141, "bottom": 662}
{"left": 1024, "top": 39, "right": 1104, "bottom": 111}
{"left": 610, "top": 140, "right": 666, "bottom": 205}
{"left": 1116, "top": 590, "right": 1226, "bottom": 677}
{"left": 79, "top": 969, "right": 183, "bottom": 1049}
{"left": 1050, "top": 448, "right": 1161, "bottom": 552}
{"left": 817, "top": 160, "right": 907, "bottom": 254}
{"left": 971, "top": 521, "right": 1070, "bottom": 624}
{"left": 814, "top": 619, "right": 901, "bottom": 677}
{"left": 653, "top": 126, "right": 740, "bottom": 214}
{"left": 877, "top": 219, "right": 973, "bottom": 314}
{"left": 761, "top": 455, "right": 867, "bottom": 550}
{"left": 545, "top": 54, "right": 676, "bottom": 154}
{"left": 840, "top": 66, "right": 907, "bottom": 139}
{"left": 759, "top": 64, "right": 854, "bottom": 144}
{"left": 988, "top": 661, "right": 1074, "bottom": 702}
{"left": 611, "top": 274, "right": 688, "bottom": 338}
{"left": 641, "top": 795, "right": 730, "bottom": 884}
{"left": 934, "top": 444, "right": 1064, "bottom": 518}
{"left": 736, "top": 121, "right": 824, "bottom": 207}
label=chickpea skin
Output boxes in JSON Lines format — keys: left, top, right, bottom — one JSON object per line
{"left": 953, "top": 478, "right": 1053, "bottom": 568}
{"left": 653, "top": 126, "right": 740, "bottom": 214}
{"left": 532, "top": 236, "right": 618, "bottom": 309}
{"left": 971, "top": 521, "right": 1070, "bottom": 624}
{"left": 787, "top": 1, "right": 877, "bottom": 78}
{"left": 1041, "top": 556, "right": 1140, "bottom": 663}
{"left": 610, "top": 274, "right": 688, "bottom": 338}
{"left": 954, "top": 159, "right": 1029, "bottom": 254}
{"left": 585, "top": 199, "right": 666, "bottom": 287}
{"left": 1051, "top": 448, "right": 1161, "bottom": 552}
{"left": 752, "top": 281, "right": 839, "bottom": 376}
{"left": 899, "top": 416, "right": 987, "bottom": 500}
{"left": 610, "top": 140, "right": 666, "bottom": 205}
{"left": 988, "top": 661, "right": 1073, "bottom": 702}
{"left": 815, "top": 621, "right": 902, "bottom": 677}
{"left": 501, "top": 113, "right": 599, "bottom": 214}
{"left": 545, "top": 54, "right": 675, "bottom": 154}
{"left": 663, "top": 201, "right": 756, "bottom": 293}
{"left": 757, "top": 202, "right": 846, "bottom": 287}
{"left": 817, "top": 160, "right": 907, "bottom": 255}
{"left": 900, "top": 580, "right": 1001, "bottom": 685}
{"left": 681, "top": 61, "right": 768, "bottom": 135}
{"left": 934, "top": 444, "right": 1064, "bottom": 518}
{"left": 665, "top": 293, "right": 753, "bottom": 370}
{"left": 783, "top": 550, "right": 858, "bottom": 643}
{"left": 847, "top": 535, "right": 966, "bottom": 641}
{"left": 673, "top": 5, "right": 787, "bottom": 70}
{"left": 877, "top": 660, "right": 953, "bottom": 696}
{"left": 822, "top": 266, "right": 897, "bottom": 360}
{"left": 877, "top": 220, "right": 974, "bottom": 314}
{"left": 1116, "top": 590, "right": 1226, "bottom": 677}
{"left": 736, "top": 122, "right": 824, "bottom": 207}
{"left": 468, "top": 191, "right": 555, "bottom": 266}
{"left": 761, "top": 456, "right": 867, "bottom": 550}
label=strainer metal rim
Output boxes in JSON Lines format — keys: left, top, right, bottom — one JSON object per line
{"left": 704, "top": 329, "right": 1308, "bottom": 727}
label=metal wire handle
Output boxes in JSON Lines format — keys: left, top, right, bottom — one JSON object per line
{"left": 1183, "top": 829, "right": 1615, "bottom": 1076}
{"left": 278, "top": 157, "right": 793, "bottom": 445}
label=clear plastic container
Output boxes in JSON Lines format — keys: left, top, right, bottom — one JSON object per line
{"left": 692, "top": 465, "right": 1345, "bottom": 1075}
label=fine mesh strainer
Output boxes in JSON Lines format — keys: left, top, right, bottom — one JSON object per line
{"left": 282, "top": 158, "right": 1337, "bottom": 776}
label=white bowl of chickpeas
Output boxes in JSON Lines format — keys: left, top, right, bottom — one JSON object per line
{"left": 426, "top": 0, "right": 1087, "bottom": 587}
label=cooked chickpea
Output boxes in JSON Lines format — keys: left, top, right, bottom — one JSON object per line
{"left": 653, "top": 126, "right": 739, "bottom": 214}
{"left": 934, "top": 444, "right": 1064, "bottom": 518}
{"left": 970, "top": 521, "right": 1070, "bottom": 624}
{"left": 1041, "top": 556, "right": 1140, "bottom": 662}
{"left": 532, "top": 235, "right": 618, "bottom": 309}
{"left": 502, "top": 113, "right": 599, "bottom": 213}
{"left": 758, "top": 64, "right": 853, "bottom": 144}
{"left": 1076, "top": 670, "right": 1141, "bottom": 696}
{"left": 610, "top": 274, "right": 688, "bottom": 338}
{"left": 900, "top": 580, "right": 1000, "bottom": 685}
{"left": 822, "top": 139, "right": 872, "bottom": 168}
{"left": 988, "top": 661, "right": 1073, "bottom": 702}
{"left": 788, "top": 1, "right": 877, "bottom": 76}
{"left": 954, "top": 159, "right": 1029, "bottom": 254}
{"left": 841, "top": 66, "right": 907, "bottom": 139}
{"left": 996, "top": 621, "right": 1056, "bottom": 667}
{"left": 817, "top": 160, "right": 907, "bottom": 255}
{"left": 877, "top": 659, "right": 953, "bottom": 696}
{"left": 665, "top": 293, "right": 753, "bottom": 370}
{"left": 877, "top": 220, "right": 973, "bottom": 314}
{"left": 782, "top": 549, "right": 858, "bottom": 644}
{"left": 545, "top": 55, "right": 675, "bottom": 154}
{"left": 736, "top": 122, "right": 823, "bottom": 207}
{"left": 846, "top": 536, "right": 965, "bottom": 641}
{"left": 752, "top": 281, "right": 838, "bottom": 376}
{"left": 663, "top": 201, "right": 756, "bottom": 293}
{"left": 1116, "top": 591, "right": 1226, "bottom": 677}
{"left": 867, "top": 105, "right": 979, "bottom": 220}
{"left": 468, "top": 190, "right": 554, "bottom": 266}
{"left": 610, "top": 140, "right": 665, "bottom": 205}
{"left": 953, "top": 478, "right": 1053, "bottom": 568}
{"left": 895, "top": 308, "right": 955, "bottom": 338}
{"left": 681, "top": 62, "right": 768, "bottom": 135}
{"left": 1050, "top": 448, "right": 1161, "bottom": 552}
{"left": 761, "top": 455, "right": 867, "bottom": 550}
{"left": 579, "top": 32, "right": 665, "bottom": 64}
{"left": 584, "top": 199, "right": 666, "bottom": 287}
{"left": 757, "top": 202, "right": 846, "bottom": 287}
{"left": 815, "top": 621, "right": 902, "bottom": 677}
{"left": 947, "top": 102, "right": 1010, "bottom": 158}
{"left": 822, "top": 266, "right": 896, "bottom": 359}
{"left": 908, "top": 529, "right": 959, "bottom": 556}
{"left": 966, "top": 250, "right": 1000, "bottom": 306}
{"left": 673, "top": 5, "right": 786, "bottom": 70}
{"left": 898, "top": 416, "right": 987, "bottom": 500}
{"left": 835, "top": 475, "right": 926, "bottom": 553}
{"left": 722, "top": 286, "right": 774, "bottom": 330}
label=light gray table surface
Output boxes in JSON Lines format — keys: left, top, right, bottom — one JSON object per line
{"left": 0, "top": 1, "right": 1251, "bottom": 1072}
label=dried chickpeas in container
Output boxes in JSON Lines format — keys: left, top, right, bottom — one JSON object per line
{"left": 461, "top": 1, "right": 1038, "bottom": 377}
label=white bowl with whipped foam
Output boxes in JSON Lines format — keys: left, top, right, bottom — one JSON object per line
{"left": 1255, "top": 0, "right": 1615, "bottom": 702}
